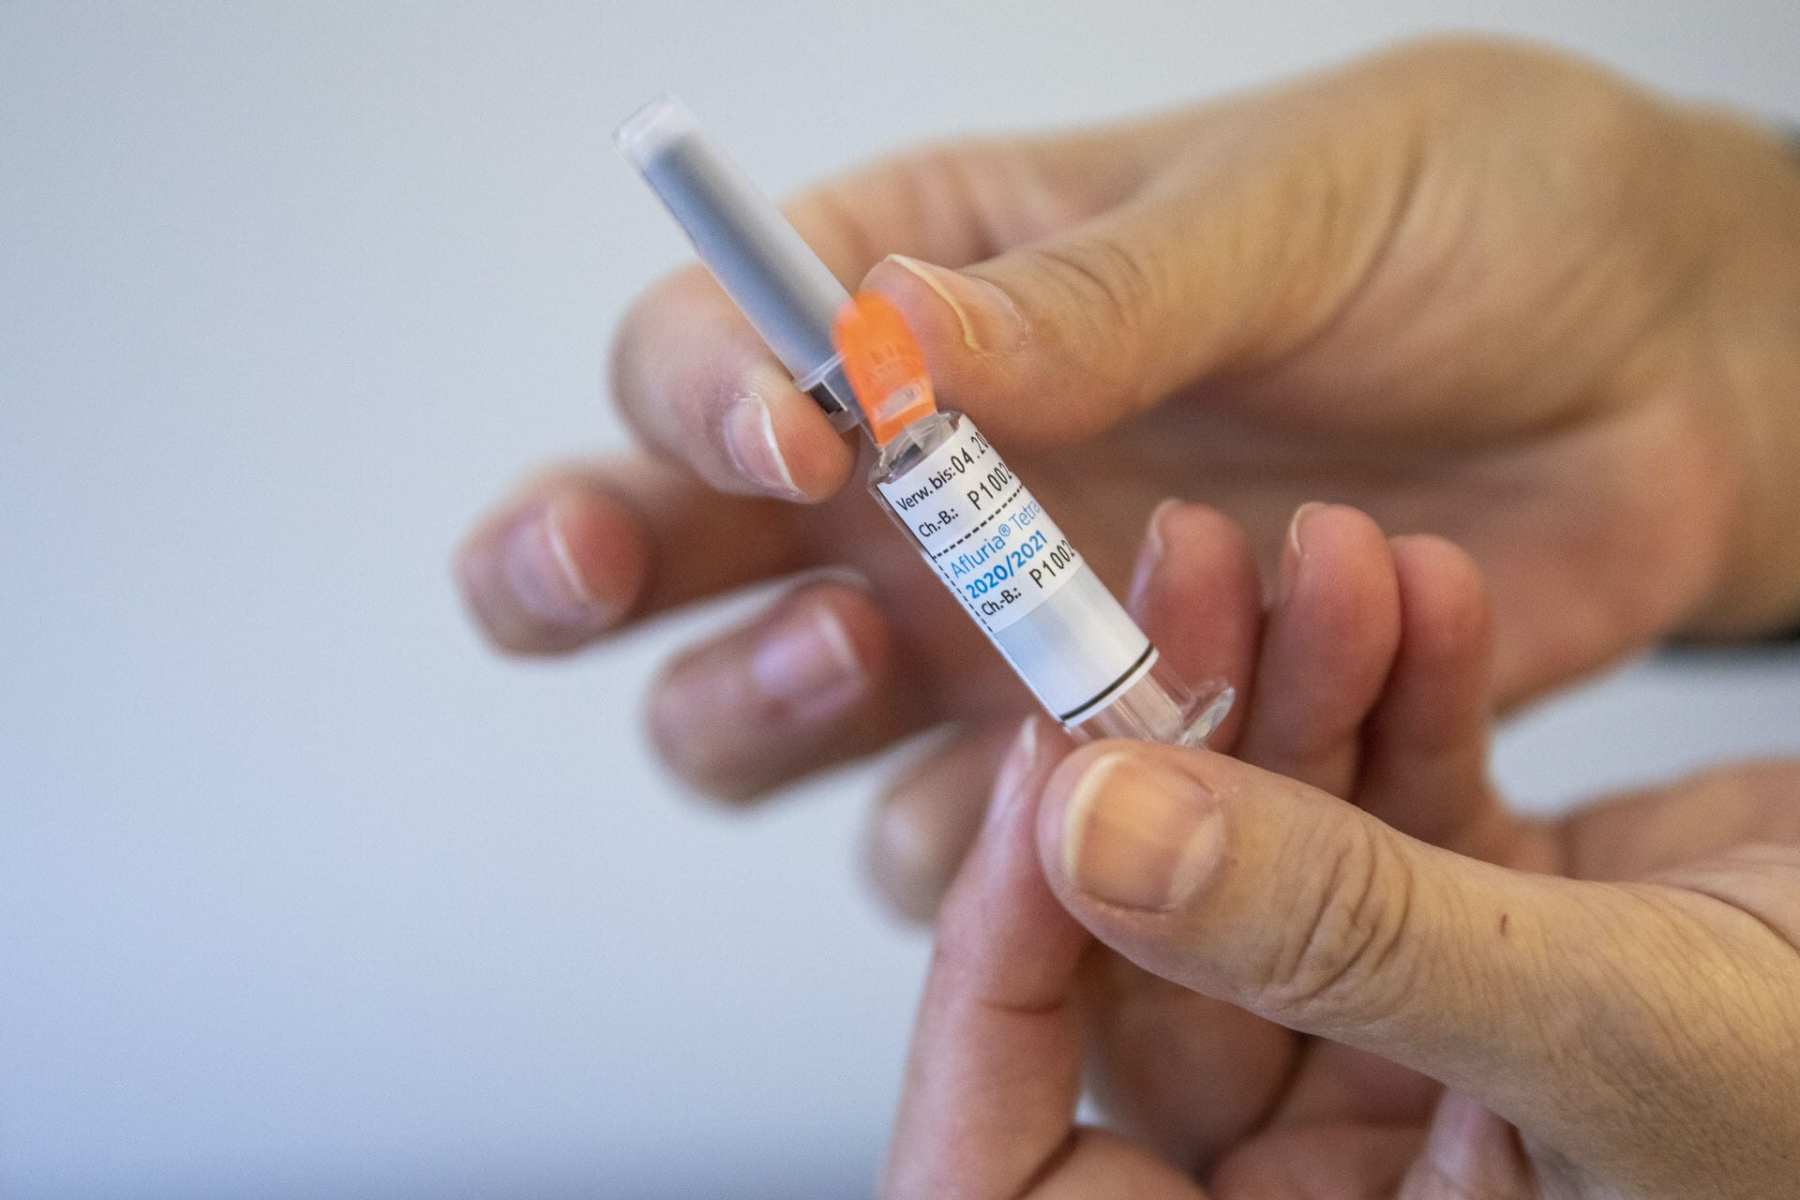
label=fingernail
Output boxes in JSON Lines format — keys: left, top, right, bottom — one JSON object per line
{"left": 724, "top": 387, "right": 801, "bottom": 497}
{"left": 1275, "top": 501, "right": 1324, "bottom": 608}
{"left": 1061, "top": 751, "right": 1222, "bottom": 911}
{"left": 749, "top": 603, "right": 865, "bottom": 720}
{"left": 500, "top": 497, "right": 613, "bottom": 628}
{"left": 884, "top": 255, "right": 1027, "bottom": 353}
{"left": 1128, "top": 498, "right": 1181, "bottom": 614}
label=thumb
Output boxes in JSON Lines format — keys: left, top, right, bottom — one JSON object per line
{"left": 1033, "top": 742, "right": 1714, "bottom": 1168}
{"left": 859, "top": 133, "right": 1409, "bottom": 448}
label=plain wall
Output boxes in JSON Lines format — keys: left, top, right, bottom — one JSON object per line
{"left": 4, "top": 2, "right": 1798, "bottom": 1196}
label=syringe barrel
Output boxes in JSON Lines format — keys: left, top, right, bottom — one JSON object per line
{"left": 616, "top": 97, "right": 856, "bottom": 423}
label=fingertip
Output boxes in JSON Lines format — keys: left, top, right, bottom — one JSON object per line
{"left": 642, "top": 578, "right": 902, "bottom": 801}
{"left": 932, "top": 719, "right": 1090, "bottom": 998}
{"left": 544, "top": 485, "right": 654, "bottom": 617}
{"left": 1033, "top": 739, "right": 1156, "bottom": 887}
{"left": 867, "top": 725, "right": 1018, "bottom": 923}
{"left": 1035, "top": 738, "right": 1270, "bottom": 929}
{"left": 1033, "top": 743, "right": 1093, "bottom": 876}
{"left": 750, "top": 380, "right": 858, "bottom": 503}
{"left": 861, "top": 255, "right": 1047, "bottom": 443}
{"left": 864, "top": 254, "right": 1027, "bottom": 357}
{"left": 1131, "top": 499, "right": 1253, "bottom": 613}
{"left": 715, "top": 361, "right": 857, "bottom": 502}
{"left": 1293, "top": 503, "right": 1396, "bottom": 586}
{"left": 931, "top": 715, "right": 1077, "bottom": 938}
{"left": 1282, "top": 501, "right": 1402, "bottom": 684}
{"left": 808, "top": 575, "right": 896, "bottom": 684}
{"left": 1388, "top": 534, "right": 1494, "bottom": 671}
{"left": 1234, "top": 502, "right": 1402, "bottom": 790}
{"left": 1356, "top": 534, "right": 1497, "bottom": 841}
{"left": 866, "top": 798, "right": 964, "bottom": 924}
{"left": 613, "top": 268, "right": 855, "bottom": 501}
{"left": 1130, "top": 500, "right": 1262, "bottom": 751}
{"left": 455, "top": 479, "right": 652, "bottom": 655}
{"left": 1126, "top": 497, "right": 1181, "bottom": 613}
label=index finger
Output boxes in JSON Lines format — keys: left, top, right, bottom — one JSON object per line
{"left": 883, "top": 716, "right": 1085, "bottom": 1199}
{"left": 882, "top": 718, "right": 1200, "bottom": 1200}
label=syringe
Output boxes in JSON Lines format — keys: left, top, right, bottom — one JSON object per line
{"left": 616, "top": 96, "right": 1232, "bottom": 745}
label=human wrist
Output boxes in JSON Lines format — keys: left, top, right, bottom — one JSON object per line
{"left": 1673, "top": 110, "right": 1800, "bottom": 640}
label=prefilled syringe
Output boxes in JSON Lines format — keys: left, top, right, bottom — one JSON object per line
{"left": 616, "top": 96, "right": 1232, "bottom": 745}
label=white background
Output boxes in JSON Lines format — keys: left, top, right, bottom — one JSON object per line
{"left": 4, "top": 2, "right": 1798, "bottom": 1196}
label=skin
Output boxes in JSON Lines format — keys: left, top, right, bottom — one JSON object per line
{"left": 452, "top": 35, "right": 1800, "bottom": 1192}
{"left": 458, "top": 33, "right": 1800, "bottom": 884}
{"left": 886, "top": 507, "right": 1800, "bottom": 1199}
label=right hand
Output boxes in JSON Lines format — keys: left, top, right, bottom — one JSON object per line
{"left": 456, "top": 35, "right": 1800, "bottom": 892}
{"left": 888, "top": 728, "right": 1800, "bottom": 1199}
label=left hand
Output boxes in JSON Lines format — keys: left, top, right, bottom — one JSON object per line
{"left": 456, "top": 40, "right": 1800, "bottom": 817}
{"left": 887, "top": 731, "right": 1800, "bottom": 1198}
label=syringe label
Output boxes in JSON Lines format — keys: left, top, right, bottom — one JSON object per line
{"left": 875, "top": 421, "right": 1084, "bottom": 634}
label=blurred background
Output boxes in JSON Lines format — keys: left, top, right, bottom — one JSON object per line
{"left": 3, "top": 2, "right": 1798, "bottom": 1196}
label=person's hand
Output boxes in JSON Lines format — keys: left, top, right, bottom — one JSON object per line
{"left": 456, "top": 34, "right": 1800, "bottom": 900}
{"left": 889, "top": 703, "right": 1800, "bottom": 1198}
{"left": 884, "top": 498, "right": 1522, "bottom": 1171}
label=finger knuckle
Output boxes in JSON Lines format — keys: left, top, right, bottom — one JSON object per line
{"left": 1257, "top": 820, "right": 1419, "bottom": 1027}
{"left": 902, "top": 141, "right": 985, "bottom": 245}
{"left": 1028, "top": 233, "right": 1164, "bottom": 407}
{"left": 1044, "top": 232, "right": 1160, "bottom": 328}
{"left": 807, "top": 137, "right": 998, "bottom": 269}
